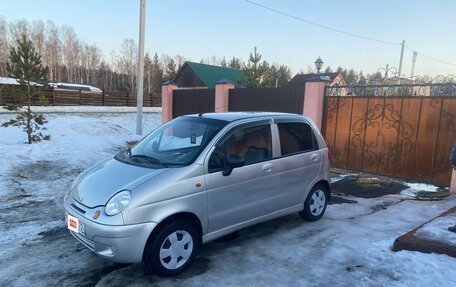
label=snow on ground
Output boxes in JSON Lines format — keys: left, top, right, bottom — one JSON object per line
{"left": 0, "top": 105, "right": 162, "bottom": 114}
{"left": 400, "top": 182, "right": 441, "bottom": 198}
{"left": 414, "top": 214, "right": 456, "bottom": 246}
{"left": 1, "top": 111, "right": 456, "bottom": 287}
{"left": 0, "top": 111, "right": 161, "bottom": 287}
{"left": 330, "top": 172, "right": 358, "bottom": 184}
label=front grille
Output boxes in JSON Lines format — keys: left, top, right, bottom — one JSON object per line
{"left": 71, "top": 231, "right": 95, "bottom": 251}
{"left": 70, "top": 203, "right": 86, "bottom": 214}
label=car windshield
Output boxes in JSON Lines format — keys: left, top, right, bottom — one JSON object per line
{"left": 116, "top": 116, "right": 227, "bottom": 168}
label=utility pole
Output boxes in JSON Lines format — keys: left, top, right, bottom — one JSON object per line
{"left": 411, "top": 51, "right": 418, "bottom": 78}
{"left": 136, "top": 0, "right": 146, "bottom": 135}
{"left": 397, "top": 40, "right": 405, "bottom": 84}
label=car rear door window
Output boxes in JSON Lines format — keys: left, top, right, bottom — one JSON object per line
{"left": 278, "top": 122, "right": 317, "bottom": 156}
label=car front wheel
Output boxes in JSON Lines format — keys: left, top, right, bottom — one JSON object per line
{"left": 299, "top": 184, "right": 328, "bottom": 221}
{"left": 143, "top": 221, "right": 200, "bottom": 277}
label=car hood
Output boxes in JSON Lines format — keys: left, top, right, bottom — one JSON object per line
{"left": 71, "top": 158, "right": 169, "bottom": 208}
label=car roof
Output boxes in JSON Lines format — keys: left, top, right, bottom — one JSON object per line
{"left": 186, "top": 112, "right": 307, "bottom": 123}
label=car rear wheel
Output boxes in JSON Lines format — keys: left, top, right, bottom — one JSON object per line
{"left": 299, "top": 184, "right": 328, "bottom": 221}
{"left": 143, "top": 221, "right": 200, "bottom": 277}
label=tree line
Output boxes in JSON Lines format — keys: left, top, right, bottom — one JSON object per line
{"left": 0, "top": 17, "right": 297, "bottom": 92}
{"left": 0, "top": 17, "right": 385, "bottom": 92}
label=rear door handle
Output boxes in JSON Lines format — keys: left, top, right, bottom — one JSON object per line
{"left": 311, "top": 154, "right": 320, "bottom": 162}
{"left": 262, "top": 163, "right": 273, "bottom": 173}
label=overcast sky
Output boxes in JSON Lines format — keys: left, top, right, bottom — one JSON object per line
{"left": 1, "top": 0, "right": 455, "bottom": 76}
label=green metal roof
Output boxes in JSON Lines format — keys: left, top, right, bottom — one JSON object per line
{"left": 184, "top": 61, "right": 244, "bottom": 88}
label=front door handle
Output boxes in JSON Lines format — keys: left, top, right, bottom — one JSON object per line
{"left": 311, "top": 154, "right": 320, "bottom": 162}
{"left": 262, "top": 163, "right": 273, "bottom": 173}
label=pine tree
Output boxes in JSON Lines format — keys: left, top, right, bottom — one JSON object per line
{"left": 151, "top": 53, "right": 163, "bottom": 93}
{"left": 229, "top": 57, "right": 241, "bottom": 69}
{"left": 240, "top": 47, "right": 268, "bottom": 88}
{"left": 358, "top": 71, "right": 367, "bottom": 85}
{"left": 346, "top": 69, "right": 357, "bottom": 86}
{"left": 2, "top": 35, "right": 50, "bottom": 144}
{"left": 165, "top": 58, "right": 177, "bottom": 81}
{"left": 144, "top": 53, "right": 153, "bottom": 93}
{"left": 221, "top": 57, "right": 227, "bottom": 67}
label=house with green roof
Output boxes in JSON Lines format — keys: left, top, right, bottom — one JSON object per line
{"left": 172, "top": 61, "right": 244, "bottom": 88}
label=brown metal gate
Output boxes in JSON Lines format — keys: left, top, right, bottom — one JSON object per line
{"left": 323, "top": 83, "right": 456, "bottom": 186}
{"left": 172, "top": 88, "right": 215, "bottom": 118}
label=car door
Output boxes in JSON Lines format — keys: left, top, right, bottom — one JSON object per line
{"left": 204, "top": 120, "right": 282, "bottom": 234}
{"left": 275, "top": 120, "right": 322, "bottom": 206}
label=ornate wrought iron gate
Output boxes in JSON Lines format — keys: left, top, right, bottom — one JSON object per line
{"left": 323, "top": 79, "right": 456, "bottom": 186}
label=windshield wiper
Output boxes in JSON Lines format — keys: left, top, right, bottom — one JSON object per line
{"left": 130, "top": 153, "right": 168, "bottom": 167}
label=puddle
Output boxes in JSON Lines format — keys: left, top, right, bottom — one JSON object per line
{"left": 331, "top": 175, "right": 408, "bottom": 198}
{"left": 0, "top": 199, "right": 60, "bottom": 225}
{"left": 12, "top": 160, "right": 83, "bottom": 182}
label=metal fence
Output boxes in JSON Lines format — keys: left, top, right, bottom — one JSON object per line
{"left": 172, "top": 88, "right": 215, "bottom": 118}
{"left": 228, "top": 87, "right": 305, "bottom": 114}
{"left": 323, "top": 83, "right": 456, "bottom": 186}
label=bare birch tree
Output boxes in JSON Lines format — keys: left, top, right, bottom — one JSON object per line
{"left": 0, "top": 16, "right": 9, "bottom": 75}
{"left": 118, "top": 39, "right": 137, "bottom": 92}
{"left": 44, "top": 21, "right": 60, "bottom": 81}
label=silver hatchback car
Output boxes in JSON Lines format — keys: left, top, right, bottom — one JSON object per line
{"left": 64, "top": 112, "right": 330, "bottom": 276}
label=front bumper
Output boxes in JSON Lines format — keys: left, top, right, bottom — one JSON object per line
{"left": 64, "top": 201, "right": 157, "bottom": 263}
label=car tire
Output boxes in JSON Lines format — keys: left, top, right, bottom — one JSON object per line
{"left": 299, "top": 184, "right": 328, "bottom": 221}
{"left": 143, "top": 221, "right": 200, "bottom": 277}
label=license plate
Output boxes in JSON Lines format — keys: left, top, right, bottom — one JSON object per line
{"left": 67, "top": 214, "right": 79, "bottom": 233}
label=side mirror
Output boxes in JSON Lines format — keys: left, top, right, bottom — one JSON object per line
{"left": 151, "top": 141, "right": 159, "bottom": 152}
{"left": 222, "top": 154, "right": 245, "bottom": 176}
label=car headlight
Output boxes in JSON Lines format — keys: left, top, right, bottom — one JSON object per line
{"left": 105, "top": 190, "right": 131, "bottom": 216}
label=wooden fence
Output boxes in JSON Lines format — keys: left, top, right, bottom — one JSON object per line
{"left": 0, "top": 86, "right": 161, "bottom": 107}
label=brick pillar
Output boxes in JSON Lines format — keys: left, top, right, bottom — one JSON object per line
{"left": 215, "top": 79, "right": 235, "bottom": 112}
{"left": 161, "top": 82, "right": 177, "bottom": 123}
{"left": 450, "top": 169, "right": 456, "bottom": 194}
{"left": 303, "top": 81, "right": 327, "bottom": 130}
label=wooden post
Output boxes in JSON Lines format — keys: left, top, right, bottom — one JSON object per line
{"left": 102, "top": 90, "right": 105, "bottom": 106}
{"left": 79, "top": 89, "right": 82, "bottom": 105}
{"left": 52, "top": 88, "right": 55, "bottom": 105}
{"left": 127, "top": 92, "right": 130, "bottom": 106}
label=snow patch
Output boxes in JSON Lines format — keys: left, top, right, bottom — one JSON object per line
{"left": 400, "top": 182, "right": 440, "bottom": 198}
{"left": 0, "top": 105, "right": 162, "bottom": 114}
{"left": 414, "top": 214, "right": 456, "bottom": 246}
{"left": 331, "top": 173, "right": 357, "bottom": 183}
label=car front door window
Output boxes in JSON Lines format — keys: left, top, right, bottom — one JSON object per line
{"left": 208, "top": 124, "right": 272, "bottom": 173}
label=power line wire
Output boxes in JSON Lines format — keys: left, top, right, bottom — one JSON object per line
{"left": 244, "top": 0, "right": 456, "bottom": 68}
{"left": 406, "top": 46, "right": 456, "bottom": 67}
{"left": 244, "top": 0, "right": 400, "bottom": 46}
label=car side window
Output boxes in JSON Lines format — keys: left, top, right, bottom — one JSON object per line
{"left": 208, "top": 124, "right": 272, "bottom": 173}
{"left": 278, "top": 122, "right": 317, "bottom": 156}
